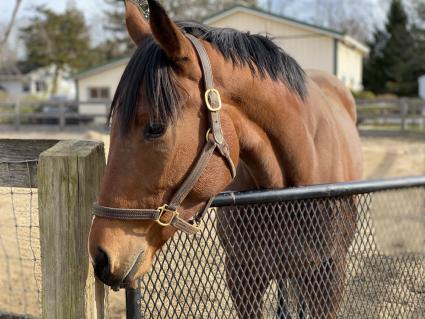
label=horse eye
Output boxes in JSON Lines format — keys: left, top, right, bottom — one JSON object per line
{"left": 144, "top": 123, "right": 166, "bottom": 139}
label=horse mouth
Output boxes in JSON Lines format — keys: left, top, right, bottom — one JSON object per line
{"left": 122, "top": 249, "right": 146, "bottom": 288}
{"left": 98, "top": 249, "right": 145, "bottom": 291}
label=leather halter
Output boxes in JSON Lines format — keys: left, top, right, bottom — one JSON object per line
{"left": 92, "top": 34, "right": 236, "bottom": 235}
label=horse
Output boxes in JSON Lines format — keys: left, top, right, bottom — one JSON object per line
{"left": 88, "top": 0, "right": 363, "bottom": 318}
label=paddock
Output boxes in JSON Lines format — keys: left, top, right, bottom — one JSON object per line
{"left": 0, "top": 134, "right": 424, "bottom": 318}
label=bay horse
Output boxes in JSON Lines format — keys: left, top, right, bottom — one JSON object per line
{"left": 88, "top": 0, "right": 363, "bottom": 318}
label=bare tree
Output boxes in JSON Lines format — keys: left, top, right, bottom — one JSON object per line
{"left": 273, "top": 0, "right": 386, "bottom": 42}
{"left": 0, "top": 0, "right": 23, "bottom": 55}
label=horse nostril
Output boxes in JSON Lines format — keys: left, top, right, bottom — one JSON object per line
{"left": 94, "top": 247, "right": 111, "bottom": 284}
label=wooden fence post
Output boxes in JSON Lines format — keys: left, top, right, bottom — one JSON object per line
{"left": 14, "top": 99, "right": 20, "bottom": 131}
{"left": 400, "top": 98, "right": 408, "bottom": 132}
{"left": 59, "top": 102, "right": 66, "bottom": 131}
{"left": 38, "top": 140, "right": 108, "bottom": 319}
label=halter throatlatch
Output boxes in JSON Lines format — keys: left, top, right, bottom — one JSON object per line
{"left": 92, "top": 34, "right": 236, "bottom": 235}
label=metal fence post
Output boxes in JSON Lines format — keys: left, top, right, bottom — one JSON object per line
{"left": 126, "top": 283, "right": 142, "bottom": 319}
{"left": 38, "top": 140, "right": 108, "bottom": 318}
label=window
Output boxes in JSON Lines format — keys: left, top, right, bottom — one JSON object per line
{"left": 22, "top": 82, "right": 30, "bottom": 92}
{"left": 88, "top": 87, "right": 110, "bottom": 100}
{"left": 36, "top": 81, "right": 47, "bottom": 92}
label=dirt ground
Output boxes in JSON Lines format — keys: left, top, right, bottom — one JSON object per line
{"left": 0, "top": 130, "right": 424, "bottom": 318}
{"left": 361, "top": 136, "right": 425, "bottom": 178}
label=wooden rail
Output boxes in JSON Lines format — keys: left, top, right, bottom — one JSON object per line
{"left": 0, "top": 139, "right": 58, "bottom": 187}
{"left": 1, "top": 98, "right": 424, "bottom": 134}
{"left": 356, "top": 98, "right": 425, "bottom": 134}
{"left": 0, "top": 100, "right": 111, "bottom": 131}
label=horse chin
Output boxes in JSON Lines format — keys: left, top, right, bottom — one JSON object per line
{"left": 123, "top": 249, "right": 154, "bottom": 286}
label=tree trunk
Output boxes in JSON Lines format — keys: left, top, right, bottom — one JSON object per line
{"left": 0, "top": 0, "right": 22, "bottom": 56}
{"left": 51, "top": 65, "right": 60, "bottom": 95}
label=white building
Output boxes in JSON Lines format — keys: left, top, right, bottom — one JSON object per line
{"left": 73, "top": 57, "right": 129, "bottom": 118}
{"left": 419, "top": 75, "right": 425, "bottom": 100}
{"left": 0, "top": 64, "right": 75, "bottom": 99}
{"left": 0, "top": 64, "right": 28, "bottom": 96}
{"left": 74, "top": 5, "right": 369, "bottom": 116}
{"left": 204, "top": 5, "right": 369, "bottom": 91}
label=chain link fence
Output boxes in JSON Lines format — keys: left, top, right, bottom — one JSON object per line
{"left": 0, "top": 159, "right": 41, "bottom": 318}
{"left": 135, "top": 179, "right": 425, "bottom": 318}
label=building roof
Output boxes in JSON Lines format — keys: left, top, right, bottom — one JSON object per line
{"left": 73, "top": 56, "right": 130, "bottom": 80}
{"left": 203, "top": 5, "right": 369, "bottom": 54}
{"left": 74, "top": 5, "right": 369, "bottom": 80}
{"left": 203, "top": 5, "right": 343, "bottom": 36}
{"left": 0, "top": 63, "right": 25, "bottom": 81}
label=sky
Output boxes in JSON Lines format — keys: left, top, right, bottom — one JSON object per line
{"left": 0, "top": 0, "right": 394, "bottom": 28}
{"left": 0, "top": 0, "right": 393, "bottom": 56}
{"left": 1, "top": 0, "right": 109, "bottom": 55}
{"left": 0, "top": 0, "right": 106, "bottom": 22}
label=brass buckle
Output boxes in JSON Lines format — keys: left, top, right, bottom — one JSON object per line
{"left": 205, "top": 88, "right": 222, "bottom": 112}
{"left": 156, "top": 204, "right": 178, "bottom": 227}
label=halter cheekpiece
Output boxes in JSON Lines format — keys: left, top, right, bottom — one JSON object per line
{"left": 92, "top": 34, "right": 236, "bottom": 235}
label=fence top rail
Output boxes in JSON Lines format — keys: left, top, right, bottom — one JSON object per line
{"left": 0, "top": 139, "right": 60, "bottom": 188}
{"left": 356, "top": 98, "right": 423, "bottom": 104}
{"left": 211, "top": 175, "right": 425, "bottom": 207}
{"left": 0, "top": 100, "right": 111, "bottom": 106}
{"left": 0, "top": 139, "right": 59, "bottom": 161}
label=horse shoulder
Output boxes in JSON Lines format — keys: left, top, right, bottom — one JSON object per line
{"left": 303, "top": 70, "right": 363, "bottom": 181}
{"left": 306, "top": 69, "right": 357, "bottom": 123}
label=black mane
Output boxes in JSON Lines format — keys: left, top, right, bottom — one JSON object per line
{"left": 110, "top": 21, "right": 306, "bottom": 133}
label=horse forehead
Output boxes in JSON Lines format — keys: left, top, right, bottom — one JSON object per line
{"left": 134, "top": 104, "right": 151, "bottom": 119}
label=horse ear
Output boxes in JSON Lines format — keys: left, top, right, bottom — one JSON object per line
{"left": 148, "top": 0, "right": 194, "bottom": 64}
{"left": 125, "top": 0, "right": 151, "bottom": 45}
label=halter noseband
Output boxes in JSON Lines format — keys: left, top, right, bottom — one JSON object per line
{"left": 92, "top": 34, "right": 236, "bottom": 235}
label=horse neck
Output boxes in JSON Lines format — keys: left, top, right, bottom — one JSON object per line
{"left": 214, "top": 60, "right": 319, "bottom": 189}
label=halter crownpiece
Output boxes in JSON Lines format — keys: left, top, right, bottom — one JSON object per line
{"left": 92, "top": 35, "right": 236, "bottom": 235}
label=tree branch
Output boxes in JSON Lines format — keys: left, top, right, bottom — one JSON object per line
{"left": 0, "top": 0, "right": 23, "bottom": 55}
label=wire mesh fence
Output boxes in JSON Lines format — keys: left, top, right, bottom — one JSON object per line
{"left": 0, "top": 159, "right": 41, "bottom": 318}
{"left": 136, "top": 182, "right": 425, "bottom": 318}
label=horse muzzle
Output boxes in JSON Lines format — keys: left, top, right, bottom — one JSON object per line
{"left": 92, "top": 245, "right": 146, "bottom": 290}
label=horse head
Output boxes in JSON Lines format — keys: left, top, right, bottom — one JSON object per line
{"left": 88, "top": 0, "right": 240, "bottom": 288}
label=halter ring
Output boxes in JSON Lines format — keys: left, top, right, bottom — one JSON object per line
{"left": 205, "top": 89, "right": 222, "bottom": 112}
